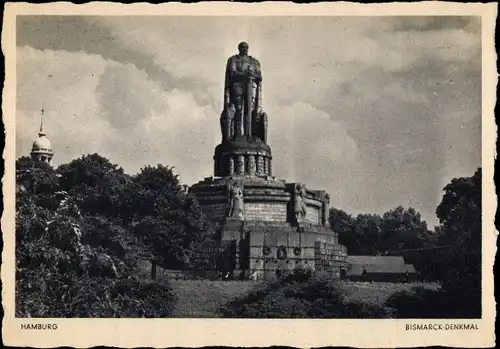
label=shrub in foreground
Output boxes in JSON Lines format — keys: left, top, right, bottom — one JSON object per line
{"left": 384, "top": 287, "right": 449, "bottom": 318}
{"left": 385, "top": 283, "right": 480, "bottom": 318}
{"left": 16, "top": 186, "right": 176, "bottom": 318}
{"left": 219, "top": 269, "right": 393, "bottom": 318}
{"left": 16, "top": 269, "right": 176, "bottom": 318}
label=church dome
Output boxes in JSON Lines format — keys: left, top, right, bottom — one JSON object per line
{"left": 32, "top": 135, "right": 53, "bottom": 154}
{"left": 30, "top": 108, "right": 54, "bottom": 165}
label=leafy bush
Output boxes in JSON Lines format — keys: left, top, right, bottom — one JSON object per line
{"left": 15, "top": 166, "right": 177, "bottom": 317}
{"left": 219, "top": 269, "right": 393, "bottom": 318}
{"left": 16, "top": 271, "right": 176, "bottom": 317}
{"left": 385, "top": 287, "right": 453, "bottom": 318}
{"left": 17, "top": 153, "right": 220, "bottom": 317}
{"left": 386, "top": 282, "right": 480, "bottom": 319}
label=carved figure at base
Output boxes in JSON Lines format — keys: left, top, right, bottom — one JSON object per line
{"left": 220, "top": 104, "right": 236, "bottom": 142}
{"left": 227, "top": 182, "right": 244, "bottom": 220}
{"left": 252, "top": 108, "right": 268, "bottom": 143}
{"left": 261, "top": 111, "right": 268, "bottom": 143}
{"left": 293, "top": 184, "right": 307, "bottom": 224}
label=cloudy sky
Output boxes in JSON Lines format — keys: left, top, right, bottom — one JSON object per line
{"left": 16, "top": 16, "right": 481, "bottom": 226}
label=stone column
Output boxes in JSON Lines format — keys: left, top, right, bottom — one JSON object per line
{"left": 236, "top": 155, "right": 245, "bottom": 175}
{"left": 256, "top": 154, "right": 263, "bottom": 175}
{"left": 247, "top": 155, "right": 256, "bottom": 175}
{"left": 228, "top": 156, "right": 235, "bottom": 176}
{"left": 268, "top": 157, "right": 272, "bottom": 176}
{"left": 263, "top": 157, "right": 268, "bottom": 176}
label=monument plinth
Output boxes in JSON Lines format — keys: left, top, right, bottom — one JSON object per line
{"left": 190, "top": 42, "right": 347, "bottom": 280}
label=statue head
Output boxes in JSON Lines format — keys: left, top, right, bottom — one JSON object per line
{"left": 238, "top": 42, "right": 249, "bottom": 56}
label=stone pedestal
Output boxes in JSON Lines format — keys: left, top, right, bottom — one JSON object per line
{"left": 213, "top": 140, "right": 272, "bottom": 178}
{"left": 190, "top": 176, "right": 348, "bottom": 280}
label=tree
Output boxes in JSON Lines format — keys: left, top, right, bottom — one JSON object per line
{"left": 330, "top": 204, "right": 436, "bottom": 256}
{"left": 134, "top": 164, "right": 182, "bottom": 195}
{"left": 330, "top": 208, "right": 386, "bottom": 255}
{"left": 15, "top": 169, "right": 176, "bottom": 317}
{"left": 57, "top": 153, "right": 132, "bottom": 218}
{"left": 435, "top": 167, "right": 481, "bottom": 317}
{"left": 436, "top": 168, "right": 481, "bottom": 250}
{"left": 382, "top": 168, "right": 483, "bottom": 318}
{"left": 329, "top": 209, "right": 384, "bottom": 255}
{"left": 329, "top": 207, "right": 355, "bottom": 248}
{"left": 380, "top": 206, "right": 432, "bottom": 251}
{"left": 130, "top": 165, "right": 213, "bottom": 275}
{"left": 16, "top": 155, "right": 37, "bottom": 171}
{"left": 16, "top": 156, "right": 60, "bottom": 198}
{"left": 352, "top": 213, "right": 383, "bottom": 255}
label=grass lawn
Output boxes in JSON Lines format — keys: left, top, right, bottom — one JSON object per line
{"left": 339, "top": 281, "right": 441, "bottom": 305}
{"left": 169, "top": 279, "right": 441, "bottom": 318}
{"left": 169, "top": 280, "right": 261, "bottom": 317}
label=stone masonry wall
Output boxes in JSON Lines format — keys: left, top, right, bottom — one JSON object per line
{"left": 246, "top": 224, "right": 339, "bottom": 280}
{"left": 245, "top": 202, "right": 287, "bottom": 222}
{"left": 199, "top": 202, "right": 227, "bottom": 221}
{"left": 304, "top": 205, "right": 321, "bottom": 225}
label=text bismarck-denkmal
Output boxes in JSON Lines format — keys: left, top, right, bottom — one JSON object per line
{"left": 406, "top": 323, "right": 479, "bottom": 331}
{"left": 21, "top": 324, "right": 58, "bottom": 330}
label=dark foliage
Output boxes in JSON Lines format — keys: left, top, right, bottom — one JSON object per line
{"left": 15, "top": 154, "right": 219, "bottom": 317}
{"left": 129, "top": 164, "right": 214, "bottom": 270}
{"left": 53, "top": 154, "right": 213, "bottom": 269}
{"left": 16, "top": 156, "right": 60, "bottom": 198}
{"left": 219, "top": 268, "right": 393, "bottom": 318}
{"left": 57, "top": 153, "right": 132, "bottom": 218}
{"left": 435, "top": 167, "right": 482, "bottom": 317}
{"left": 331, "top": 206, "right": 434, "bottom": 256}
{"left": 384, "top": 168, "right": 482, "bottom": 318}
{"left": 385, "top": 287, "right": 452, "bottom": 318}
{"left": 15, "top": 184, "right": 177, "bottom": 317}
{"left": 16, "top": 272, "right": 176, "bottom": 318}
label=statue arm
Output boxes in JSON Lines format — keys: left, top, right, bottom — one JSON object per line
{"left": 251, "top": 58, "right": 262, "bottom": 81}
{"left": 225, "top": 57, "right": 233, "bottom": 85}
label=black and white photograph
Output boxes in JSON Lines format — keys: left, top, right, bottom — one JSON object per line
{"left": 3, "top": 1, "right": 496, "bottom": 348}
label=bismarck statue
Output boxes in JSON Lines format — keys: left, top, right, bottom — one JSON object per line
{"left": 191, "top": 42, "right": 348, "bottom": 281}
{"left": 221, "top": 42, "right": 268, "bottom": 143}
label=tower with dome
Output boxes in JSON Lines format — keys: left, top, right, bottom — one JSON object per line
{"left": 30, "top": 108, "right": 53, "bottom": 166}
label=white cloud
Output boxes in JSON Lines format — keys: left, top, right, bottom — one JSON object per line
{"left": 15, "top": 16, "right": 482, "bottom": 226}
{"left": 16, "top": 46, "right": 117, "bottom": 164}
{"left": 268, "top": 101, "right": 357, "bottom": 182}
{"left": 16, "top": 46, "right": 219, "bottom": 185}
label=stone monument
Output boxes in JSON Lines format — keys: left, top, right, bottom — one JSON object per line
{"left": 190, "top": 42, "right": 347, "bottom": 280}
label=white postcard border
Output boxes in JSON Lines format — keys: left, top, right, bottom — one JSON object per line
{"left": 2, "top": 2, "right": 497, "bottom": 348}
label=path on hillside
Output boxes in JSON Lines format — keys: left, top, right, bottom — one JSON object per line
{"left": 170, "top": 280, "right": 261, "bottom": 317}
